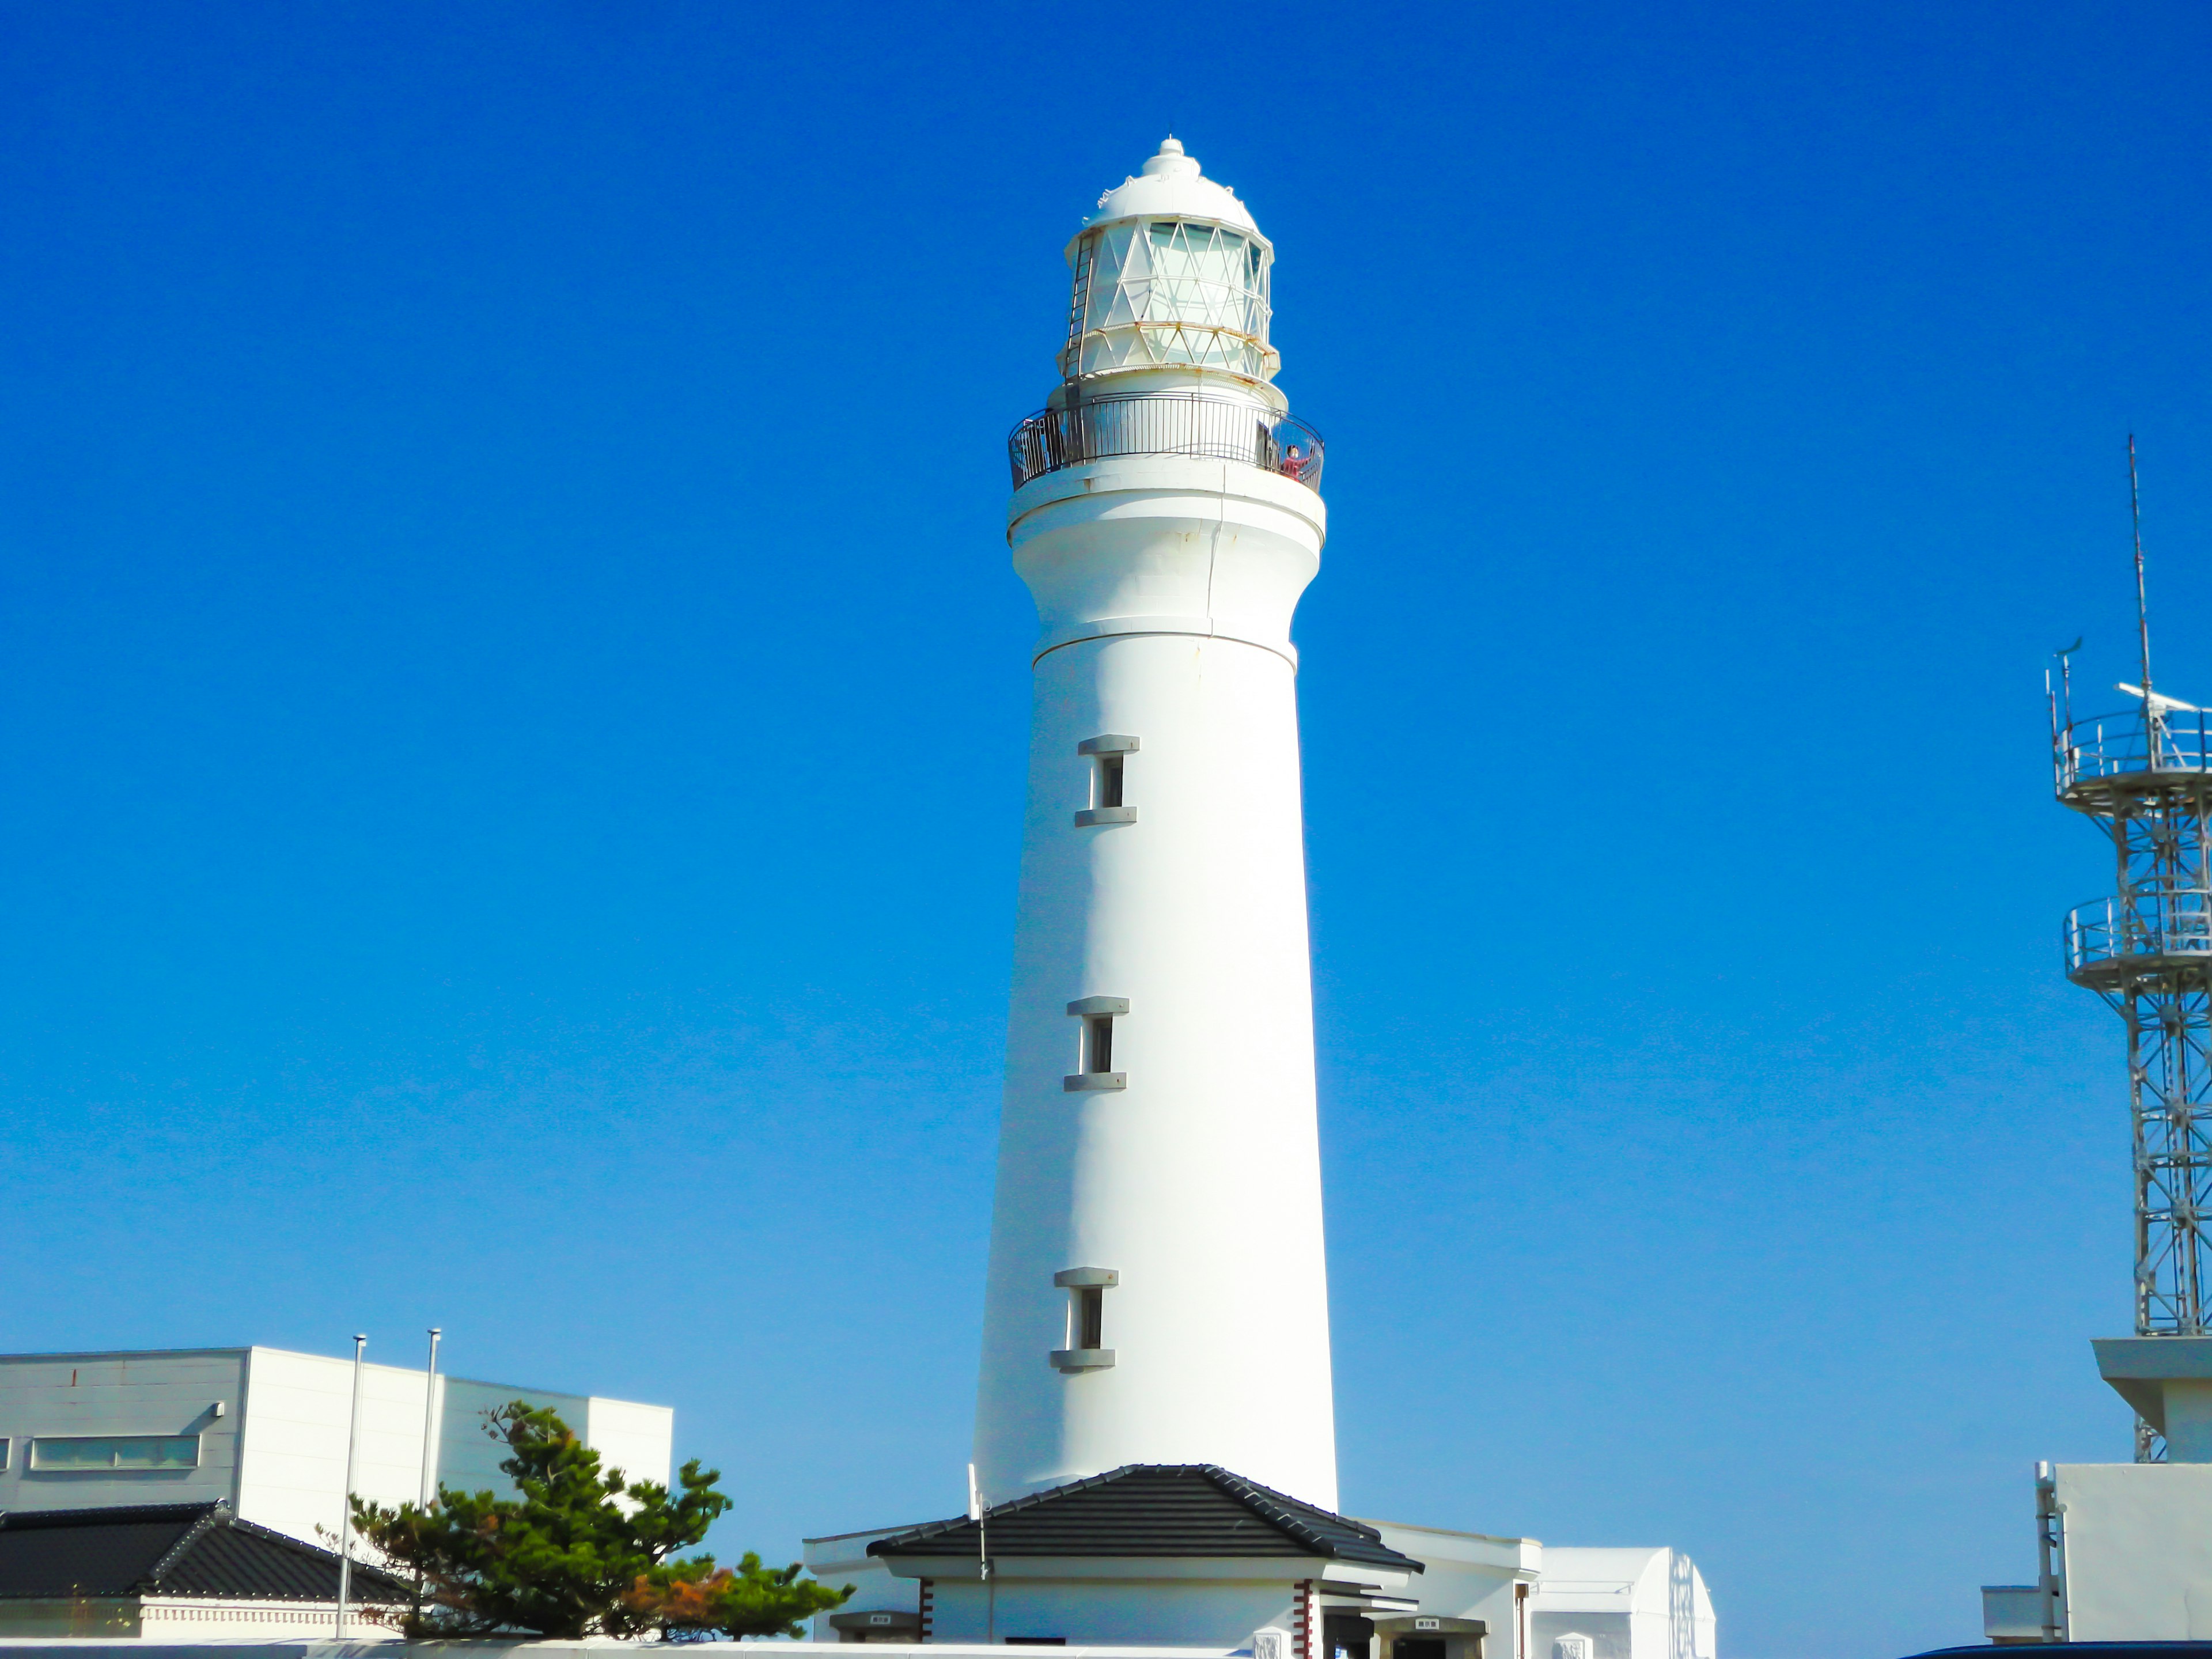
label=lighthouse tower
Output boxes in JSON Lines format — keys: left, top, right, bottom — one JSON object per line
{"left": 973, "top": 139, "right": 1337, "bottom": 1510}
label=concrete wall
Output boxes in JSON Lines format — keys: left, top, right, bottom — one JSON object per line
{"left": 236, "top": 1346, "right": 437, "bottom": 1545}
{"left": 803, "top": 1530, "right": 927, "bottom": 1641}
{"left": 0, "top": 1597, "right": 405, "bottom": 1641}
{"left": 929, "top": 1575, "right": 1300, "bottom": 1647}
{"left": 1532, "top": 1549, "right": 1715, "bottom": 1659}
{"left": 0, "top": 1348, "right": 672, "bottom": 1547}
{"left": 973, "top": 156, "right": 1340, "bottom": 1513}
{"left": 0, "top": 1646, "right": 1229, "bottom": 1658}
{"left": 1369, "top": 1518, "right": 1539, "bottom": 1657}
{"left": 0, "top": 1350, "right": 247, "bottom": 1514}
{"left": 2056, "top": 1461, "right": 2212, "bottom": 1639}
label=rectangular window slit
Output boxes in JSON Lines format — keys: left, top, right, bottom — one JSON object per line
{"left": 1098, "top": 754, "right": 1124, "bottom": 809}
{"left": 1087, "top": 1015, "right": 1113, "bottom": 1073}
{"left": 1077, "top": 1286, "right": 1104, "bottom": 1350}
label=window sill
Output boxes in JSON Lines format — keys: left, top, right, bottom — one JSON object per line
{"left": 1050, "top": 1349, "right": 1116, "bottom": 1372}
{"left": 1074, "top": 808, "right": 1137, "bottom": 827}
{"left": 1063, "top": 1073, "right": 1126, "bottom": 1092}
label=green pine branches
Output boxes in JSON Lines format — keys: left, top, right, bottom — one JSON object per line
{"left": 350, "top": 1400, "right": 850, "bottom": 1641}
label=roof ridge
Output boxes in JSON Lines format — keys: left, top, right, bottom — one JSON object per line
{"left": 1199, "top": 1466, "right": 1388, "bottom": 1548}
{"left": 872, "top": 1462, "right": 1152, "bottom": 1547}
{"left": 140, "top": 1502, "right": 232, "bottom": 1588}
{"left": 0, "top": 1501, "right": 226, "bottom": 1529}
{"left": 1199, "top": 1466, "right": 1332, "bottom": 1554}
{"left": 222, "top": 1512, "right": 407, "bottom": 1588}
{"left": 863, "top": 1463, "right": 1421, "bottom": 1574}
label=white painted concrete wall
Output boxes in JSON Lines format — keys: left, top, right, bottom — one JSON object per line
{"left": 0, "top": 1646, "right": 1232, "bottom": 1658}
{"left": 972, "top": 143, "right": 1339, "bottom": 1512}
{"left": 1531, "top": 1549, "right": 1715, "bottom": 1659}
{"left": 2055, "top": 1461, "right": 2212, "bottom": 1638}
{"left": 1368, "top": 1520, "right": 1540, "bottom": 1658}
{"left": 236, "top": 1347, "right": 438, "bottom": 1547}
{"left": 0, "top": 1349, "right": 671, "bottom": 1547}
{"left": 929, "top": 1575, "right": 1301, "bottom": 1648}
{"left": 802, "top": 1528, "right": 926, "bottom": 1641}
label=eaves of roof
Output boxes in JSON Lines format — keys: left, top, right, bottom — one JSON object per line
{"left": 867, "top": 1465, "right": 1422, "bottom": 1574}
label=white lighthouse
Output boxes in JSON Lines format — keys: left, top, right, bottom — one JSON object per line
{"left": 802, "top": 145, "right": 1718, "bottom": 1656}
{"left": 972, "top": 138, "right": 1338, "bottom": 1510}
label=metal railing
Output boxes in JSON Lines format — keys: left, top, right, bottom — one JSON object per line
{"left": 2057, "top": 707, "right": 2212, "bottom": 794}
{"left": 2066, "top": 887, "right": 2212, "bottom": 977}
{"left": 1008, "top": 392, "right": 1324, "bottom": 491}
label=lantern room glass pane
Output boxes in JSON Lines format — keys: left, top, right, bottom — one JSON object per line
{"left": 1068, "top": 218, "right": 1272, "bottom": 377}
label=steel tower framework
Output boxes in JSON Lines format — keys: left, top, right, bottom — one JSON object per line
{"left": 2052, "top": 444, "right": 2212, "bottom": 1462}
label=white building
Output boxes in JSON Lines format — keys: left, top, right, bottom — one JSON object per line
{"left": 0, "top": 1346, "right": 672, "bottom": 1550}
{"left": 805, "top": 138, "right": 1715, "bottom": 1659}
{"left": 1524, "top": 1548, "right": 1717, "bottom": 1659}
{"left": 802, "top": 1471, "right": 1713, "bottom": 1658}
{"left": 1982, "top": 1337, "right": 2212, "bottom": 1641}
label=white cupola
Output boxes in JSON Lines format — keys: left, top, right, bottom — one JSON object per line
{"left": 1058, "top": 138, "right": 1279, "bottom": 387}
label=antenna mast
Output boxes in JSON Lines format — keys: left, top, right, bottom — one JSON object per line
{"left": 2053, "top": 438, "right": 2212, "bottom": 1464}
{"left": 2132, "top": 434, "right": 2153, "bottom": 704}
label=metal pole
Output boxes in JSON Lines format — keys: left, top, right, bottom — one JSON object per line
{"left": 968, "top": 1461, "right": 991, "bottom": 1644}
{"left": 418, "top": 1328, "right": 441, "bottom": 1506}
{"left": 2035, "top": 1461, "right": 2062, "bottom": 1641}
{"left": 336, "top": 1334, "right": 366, "bottom": 1638}
{"left": 2131, "top": 434, "right": 2152, "bottom": 703}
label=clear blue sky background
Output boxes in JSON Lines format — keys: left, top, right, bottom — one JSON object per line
{"left": 3, "top": 3, "right": 2207, "bottom": 1654}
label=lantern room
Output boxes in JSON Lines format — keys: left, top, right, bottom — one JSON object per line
{"left": 1058, "top": 138, "right": 1280, "bottom": 387}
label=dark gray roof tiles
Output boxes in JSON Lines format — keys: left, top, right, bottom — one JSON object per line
{"left": 867, "top": 1464, "right": 1423, "bottom": 1573}
{"left": 0, "top": 1502, "right": 409, "bottom": 1603}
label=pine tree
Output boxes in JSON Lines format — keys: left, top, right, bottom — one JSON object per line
{"left": 350, "top": 1400, "right": 849, "bottom": 1640}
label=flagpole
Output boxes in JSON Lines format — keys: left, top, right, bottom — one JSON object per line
{"left": 336, "top": 1334, "right": 366, "bottom": 1638}
{"left": 418, "top": 1328, "right": 441, "bottom": 1506}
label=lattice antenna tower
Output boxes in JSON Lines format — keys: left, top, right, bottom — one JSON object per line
{"left": 2052, "top": 435, "right": 2212, "bottom": 1463}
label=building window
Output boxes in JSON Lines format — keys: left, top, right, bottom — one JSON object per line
{"left": 0, "top": 1437, "right": 9, "bottom": 1471}
{"left": 1074, "top": 1285, "right": 1105, "bottom": 1348}
{"left": 1050, "top": 1267, "right": 1118, "bottom": 1370}
{"left": 1097, "top": 753, "right": 1124, "bottom": 809}
{"left": 30, "top": 1434, "right": 199, "bottom": 1471}
{"left": 1074, "top": 734, "right": 1138, "bottom": 827}
{"left": 1063, "top": 997, "right": 1128, "bottom": 1091}
{"left": 1085, "top": 1014, "right": 1114, "bottom": 1074}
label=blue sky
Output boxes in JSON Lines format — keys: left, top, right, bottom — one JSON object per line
{"left": 3, "top": 2, "right": 2209, "bottom": 1654}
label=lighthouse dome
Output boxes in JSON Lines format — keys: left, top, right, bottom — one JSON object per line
{"left": 1059, "top": 139, "right": 1278, "bottom": 387}
{"left": 1081, "top": 137, "right": 1262, "bottom": 237}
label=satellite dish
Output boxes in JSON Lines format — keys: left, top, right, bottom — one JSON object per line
{"left": 2118, "top": 681, "right": 2203, "bottom": 714}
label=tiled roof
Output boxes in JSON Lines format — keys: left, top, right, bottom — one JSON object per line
{"left": 0, "top": 1502, "right": 409, "bottom": 1603}
{"left": 868, "top": 1464, "right": 1422, "bottom": 1573}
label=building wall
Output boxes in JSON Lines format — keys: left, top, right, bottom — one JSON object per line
{"left": 1531, "top": 1548, "right": 1715, "bottom": 1659}
{"left": 235, "top": 1346, "right": 439, "bottom": 1545}
{"left": 1528, "top": 1611, "right": 1633, "bottom": 1659}
{"left": 1369, "top": 1518, "right": 1539, "bottom": 1658}
{"left": 0, "top": 1348, "right": 671, "bottom": 1547}
{"left": 928, "top": 1575, "right": 1301, "bottom": 1647}
{"left": 2056, "top": 1461, "right": 2212, "bottom": 1639}
{"left": 141, "top": 1599, "right": 402, "bottom": 1641}
{"left": 975, "top": 458, "right": 1338, "bottom": 1510}
{"left": 802, "top": 1532, "right": 926, "bottom": 1641}
{"left": 584, "top": 1394, "right": 679, "bottom": 1490}
{"left": 0, "top": 1350, "right": 248, "bottom": 1514}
